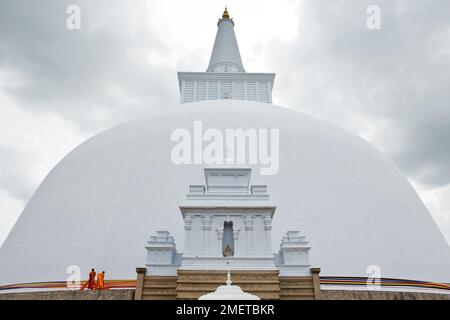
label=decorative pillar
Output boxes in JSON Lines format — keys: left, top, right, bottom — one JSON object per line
{"left": 180, "top": 80, "right": 186, "bottom": 103}
{"left": 232, "top": 81, "right": 236, "bottom": 99}
{"left": 244, "top": 216, "right": 254, "bottom": 255}
{"left": 267, "top": 81, "right": 272, "bottom": 103}
{"left": 202, "top": 215, "right": 212, "bottom": 255}
{"left": 184, "top": 216, "right": 193, "bottom": 254}
{"left": 217, "top": 81, "right": 221, "bottom": 99}
{"left": 256, "top": 82, "right": 260, "bottom": 102}
{"left": 193, "top": 80, "right": 198, "bottom": 102}
{"left": 244, "top": 82, "right": 248, "bottom": 100}
{"left": 232, "top": 228, "right": 240, "bottom": 256}
{"left": 216, "top": 227, "right": 224, "bottom": 256}
{"left": 264, "top": 217, "right": 272, "bottom": 256}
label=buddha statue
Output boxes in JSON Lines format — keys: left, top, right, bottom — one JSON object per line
{"left": 224, "top": 244, "right": 233, "bottom": 257}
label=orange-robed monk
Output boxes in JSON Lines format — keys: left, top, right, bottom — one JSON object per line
{"left": 80, "top": 268, "right": 96, "bottom": 290}
{"left": 96, "top": 271, "right": 108, "bottom": 290}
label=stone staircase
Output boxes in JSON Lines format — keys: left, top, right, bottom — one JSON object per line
{"left": 135, "top": 268, "right": 321, "bottom": 300}
{"left": 176, "top": 270, "right": 280, "bottom": 300}
{"left": 279, "top": 269, "right": 321, "bottom": 300}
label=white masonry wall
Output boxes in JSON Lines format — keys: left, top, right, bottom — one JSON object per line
{"left": 183, "top": 213, "right": 273, "bottom": 258}
{"left": 178, "top": 72, "right": 275, "bottom": 104}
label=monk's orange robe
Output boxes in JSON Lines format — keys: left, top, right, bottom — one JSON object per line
{"left": 96, "top": 272, "right": 107, "bottom": 290}
{"left": 80, "top": 271, "right": 96, "bottom": 290}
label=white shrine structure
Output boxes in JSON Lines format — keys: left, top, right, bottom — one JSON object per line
{"left": 138, "top": 168, "right": 319, "bottom": 299}
{"left": 144, "top": 168, "right": 312, "bottom": 275}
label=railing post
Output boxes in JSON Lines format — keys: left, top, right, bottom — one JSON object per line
{"left": 135, "top": 267, "right": 147, "bottom": 300}
{"left": 311, "top": 267, "right": 322, "bottom": 300}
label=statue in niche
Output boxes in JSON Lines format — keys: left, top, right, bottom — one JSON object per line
{"left": 224, "top": 244, "right": 233, "bottom": 257}
{"left": 222, "top": 221, "right": 234, "bottom": 257}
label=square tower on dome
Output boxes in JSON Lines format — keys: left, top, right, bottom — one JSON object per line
{"left": 180, "top": 168, "right": 276, "bottom": 270}
{"left": 177, "top": 8, "right": 275, "bottom": 104}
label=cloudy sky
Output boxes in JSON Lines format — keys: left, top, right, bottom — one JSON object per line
{"left": 0, "top": 0, "right": 449, "bottom": 246}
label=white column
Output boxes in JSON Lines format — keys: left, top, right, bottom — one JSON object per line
{"left": 217, "top": 81, "right": 221, "bottom": 99}
{"left": 216, "top": 228, "right": 224, "bottom": 256}
{"left": 267, "top": 81, "right": 272, "bottom": 104}
{"left": 264, "top": 217, "right": 272, "bottom": 256}
{"left": 256, "top": 82, "right": 260, "bottom": 102}
{"left": 184, "top": 216, "right": 193, "bottom": 254}
{"left": 244, "top": 82, "right": 248, "bottom": 100}
{"left": 232, "top": 81, "right": 236, "bottom": 99}
{"left": 233, "top": 228, "right": 240, "bottom": 257}
{"left": 244, "top": 216, "right": 254, "bottom": 255}
{"left": 202, "top": 215, "right": 212, "bottom": 255}
{"left": 193, "top": 81, "right": 198, "bottom": 102}
{"left": 180, "top": 80, "right": 186, "bottom": 104}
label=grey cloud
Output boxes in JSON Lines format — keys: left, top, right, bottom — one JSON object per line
{"left": 0, "top": 0, "right": 181, "bottom": 204}
{"left": 1, "top": 0, "right": 450, "bottom": 204}
{"left": 0, "top": 0, "right": 178, "bottom": 132}
{"left": 268, "top": 0, "right": 450, "bottom": 189}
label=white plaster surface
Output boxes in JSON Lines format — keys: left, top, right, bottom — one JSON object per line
{"left": 1, "top": 100, "right": 450, "bottom": 286}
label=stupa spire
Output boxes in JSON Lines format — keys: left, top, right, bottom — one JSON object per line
{"left": 207, "top": 7, "right": 245, "bottom": 72}
{"left": 177, "top": 7, "right": 275, "bottom": 104}
{"left": 222, "top": 7, "right": 230, "bottom": 19}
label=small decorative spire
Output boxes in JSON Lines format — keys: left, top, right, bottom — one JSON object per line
{"left": 225, "top": 261, "right": 232, "bottom": 286}
{"left": 226, "top": 270, "right": 232, "bottom": 286}
{"left": 222, "top": 7, "right": 230, "bottom": 19}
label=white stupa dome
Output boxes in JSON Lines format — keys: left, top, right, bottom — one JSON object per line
{"left": 1, "top": 99, "right": 449, "bottom": 287}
